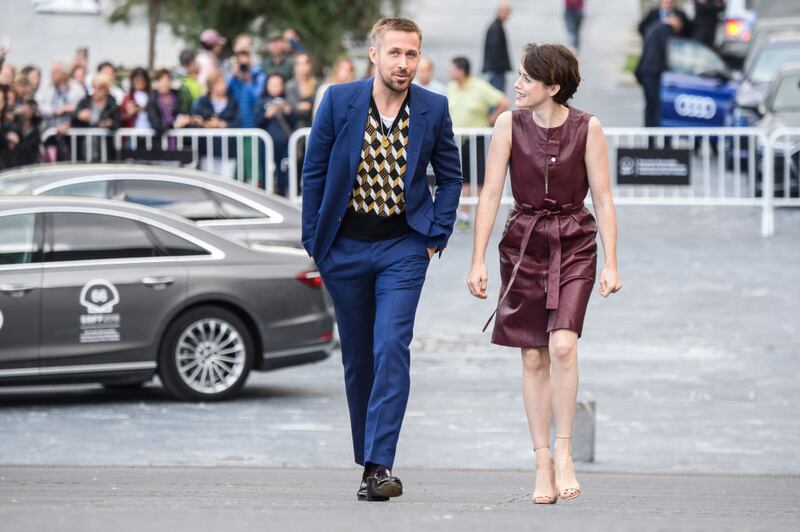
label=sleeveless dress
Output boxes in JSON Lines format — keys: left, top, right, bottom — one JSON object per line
{"left": 487, "top": 107, "right": 598, "bottom": 348}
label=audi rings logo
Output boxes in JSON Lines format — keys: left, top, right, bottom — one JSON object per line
{"left": 80, "top": 279, "right": 120, "bottom": 314}
{"left": 674, "top": 94, "right": 716, "bottom": 119}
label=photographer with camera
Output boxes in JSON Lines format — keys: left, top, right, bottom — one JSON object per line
{"left": 228, "top": 46, "right": 265, "bottom": 129}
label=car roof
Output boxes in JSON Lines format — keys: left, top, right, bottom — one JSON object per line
{"left": 0, "top": 164, "right": 300, "bottom": 210}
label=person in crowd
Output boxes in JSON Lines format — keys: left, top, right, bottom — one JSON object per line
{"left": 37, "top": 60, "right": 84, "bottom": 133}
{"left": 564, "top": 0, "right": 586, "bottom": 52}
{"left": 255, "top": 73, "right": 294, "bottom": 196}
{"left": 446, "top": 56, "right": 508, "bottom": 228}
{"left": 635, "top": 14, "right": 684, "bottom": 129}
{"left": 178, "top": 49, "right": 204, "bottom": 113}
{"left": 283, "top": 28, "right": 305, "bottom": 53}
{"left": 191, "top": 71, "right": 240, "bottom": 128}
{"left": 693, "top": 0, "right": 725, "bottom": 48}
{"left": 147, "top": 68, "right": 189, "bottom": 135}
{"left": 413, "top": 56, "right": 445, "bottom": 95}
{"left": 223, "top": 33, "right": 255, "bottom": 78}
{"left": 638, "top": 0, "right": 692, "bottom": 38}
{"left": 286, "top": 51, "right": 317, "bottom": 130}
{"left": 120, "top": 67, "right": 152, "bottom": 129}
{"left": 72, "top": 72, "right": 119, "bottom": 129}
{"left": 467, "top": 42, "right": 621, "bottom": 505}
{"left": 0, "top": 79, "right": 41, "bottom": 168}
{"left": 0, "top": 63, "right": 17, "bottom": 87}
{"left": 70, "top": 62, "right": 89, "bottom": 97}
{"left": 20, "top": 65, "right": 41, "bottom": 97}
{"left": 197, "top": 28, "right": 226, "bottom": 89}
{"left": 0, "top": 86, "right": 19, "bottom": 169}
{"left": 261, "top": 34, "right": 294, "bottom": 80}
{"left": 191, "top": 71, "right": 240, "bottom": 175}
{"left": 71, "top": 72, "right": 119, "bottom": 161}
{"left": 94, "top": 61, "right": 125, "bottom": 103}
{"left": 228, "top": 48, "right": 266, "bottom": 128}
{"left": 313, "top": 57, "right": 356, "bottom": 116}
{"left": 483, "top": 2, "right": 513, "bottom": 92}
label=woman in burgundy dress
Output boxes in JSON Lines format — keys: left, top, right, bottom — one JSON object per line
{"left": 467, "top": 43, "right": 621, "bottom": 503}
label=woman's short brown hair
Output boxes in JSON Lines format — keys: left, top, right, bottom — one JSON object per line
{"left": 521, "top": 43, "right": 581, "bottom": 105}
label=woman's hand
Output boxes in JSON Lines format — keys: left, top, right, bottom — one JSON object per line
{"left": 467, "top": 262, "right": 488, "bottom": 299}
{"left": 599, "top": 265, "right": 622, "bottom": 297}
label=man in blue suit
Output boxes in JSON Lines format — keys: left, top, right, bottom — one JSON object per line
{"left": 301, "top": 17, "right": 462, "bottom": 502}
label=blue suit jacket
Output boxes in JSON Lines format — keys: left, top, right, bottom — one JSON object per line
{"left": 301, "top": 78, "right": 463, "bottom": 263}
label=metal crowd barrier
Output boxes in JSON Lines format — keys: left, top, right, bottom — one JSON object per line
{"left": 286, "top": 125, "right": 798, "bottom": 237}
{"left": 41, "top": 127, "right": 275, "bottom": 190}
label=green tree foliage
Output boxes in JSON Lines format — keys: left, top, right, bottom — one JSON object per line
{"left": 110, "top": 0, "right": 403, "bottom": 69}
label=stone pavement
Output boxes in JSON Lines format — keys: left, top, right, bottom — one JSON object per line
{"left": 1, "top": 465, "right": 798, "bottom": 532}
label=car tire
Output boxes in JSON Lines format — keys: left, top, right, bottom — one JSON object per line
{"left": 158, "top": 305, "right": 254, "bottom": 401}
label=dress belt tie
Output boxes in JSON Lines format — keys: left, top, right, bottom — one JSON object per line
{"left": 483, "top": 199, "right": 584, "bottom": 332}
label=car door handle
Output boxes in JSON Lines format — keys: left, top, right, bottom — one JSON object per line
{"left": 0, "top": 283, "right": 36, "bottom": 296}
{"left": 141, "top": 276, "right": 175, "bottom": 287}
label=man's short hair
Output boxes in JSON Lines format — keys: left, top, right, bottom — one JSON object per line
{"left": 179, "top": 49, "right": 197, "bottom": 68}
{"left": 97, "top": 61, "right": 114, "bottom": 73}
{"left": 370, "top": 17, "right": 423, "bottom": 48}
{"left": 451, "top": 56, "right": 470, "bottom": 77}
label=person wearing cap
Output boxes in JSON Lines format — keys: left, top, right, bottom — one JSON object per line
{"left": 197, "top": 28, "right": 226, "bottom": 90}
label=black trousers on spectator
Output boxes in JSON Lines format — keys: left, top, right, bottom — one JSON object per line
{"left": 460, "top": 136, "right": 486, "bottom": 187}
{"left": 638, "top": 74, "right": 661, "bottom": 128}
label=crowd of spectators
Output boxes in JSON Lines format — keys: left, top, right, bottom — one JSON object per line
{"left": 0, "top": 27, "right": 356, "bottom": 194}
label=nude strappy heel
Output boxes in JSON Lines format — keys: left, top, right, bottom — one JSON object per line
{"left": 532, "top": 444, "right": 558, "bottom": 504}
{"left": 554, "top": 434, "right": 582, "bottom": 500}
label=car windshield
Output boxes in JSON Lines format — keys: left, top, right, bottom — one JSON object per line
{"left": 751, "top": 44, "right": 800, "bottom": 83}
{"left": 771, "top": 72, "right": 800, "bottom": 112}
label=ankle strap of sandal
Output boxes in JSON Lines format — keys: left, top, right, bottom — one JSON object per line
{"left": 533, "top": 444, "right": 550, "bottom": 451}
{"left": 556, "top": 434, "right": 573, "bottom": 439}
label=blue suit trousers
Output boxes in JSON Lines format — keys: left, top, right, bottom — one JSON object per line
{"left": 317, "top": 231, "right": 430, "bottom": 469}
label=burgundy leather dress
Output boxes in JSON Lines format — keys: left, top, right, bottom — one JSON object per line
{"left": 487, "top": 107, "right": 598, "bottom": 348}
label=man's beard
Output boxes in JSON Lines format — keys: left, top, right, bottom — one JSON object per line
{"left": 378, "top": 69, "right": 411, "bottom": 94}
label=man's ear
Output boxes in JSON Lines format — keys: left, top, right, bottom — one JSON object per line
{"left": 368, "top": 46, "right": 378, "bottom": 65}
{"left": 550, "top": 84, "right": 561, "bottom": 98}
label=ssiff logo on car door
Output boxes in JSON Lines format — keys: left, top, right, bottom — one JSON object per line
{"left": 79, "top": 279, "right": 121, "bottom": 343}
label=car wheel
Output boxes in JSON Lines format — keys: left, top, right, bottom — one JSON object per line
{"left": 158, "top": 305, "right": 254, "bottom": 401}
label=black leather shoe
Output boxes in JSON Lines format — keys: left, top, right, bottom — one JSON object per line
{"left": 357, "top": 469, "right": 368, "bottom": 500}
{"left": 366, "top": 466, "right": 402, "bottom": 501}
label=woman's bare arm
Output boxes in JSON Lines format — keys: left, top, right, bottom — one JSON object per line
{"left": 467, "top": 110, "right": 513, "bottom": 299}
{"left": 585, "top": 116, "right": 622, "bottom": 296}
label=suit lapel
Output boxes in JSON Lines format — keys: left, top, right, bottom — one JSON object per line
{"left": 347, "top": 79, "right": 372, "bottom": 184}
{"left": 405, "top": 84, "right": 429, "bottom": 187}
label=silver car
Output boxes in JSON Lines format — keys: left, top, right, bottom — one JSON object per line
{"left": 0, "top": 163, "right": 301, "bottom": 247}
{"left": 0, "top": 196, "right": 333, "bottom": 401}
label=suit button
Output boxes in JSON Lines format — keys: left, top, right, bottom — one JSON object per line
{"left": 337, "top": 216, "right": 342, "bottom": 223}
{"left": 550, "top": 157, "right": 556, "bottom": 163}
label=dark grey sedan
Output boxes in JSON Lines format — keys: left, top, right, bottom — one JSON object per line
{"left": 0, "top": 196, "right": 333, "bottom": 401}
{"left": 0, "top": 163, "right": 301, "bottom": 247}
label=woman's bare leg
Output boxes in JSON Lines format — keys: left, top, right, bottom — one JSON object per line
{"left": 548, "top": 328, "right": 581, "bottom": 498}
{"left": 521, "top": 347, "right": 557, "bottom": 502}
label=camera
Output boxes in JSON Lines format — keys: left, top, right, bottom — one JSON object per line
{"left": 239, "top": 63, "right": 249, "bottom": 73}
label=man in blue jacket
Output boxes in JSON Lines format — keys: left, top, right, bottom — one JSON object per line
{"left": 301, "top": 17, "right": 462, "bottom": 502}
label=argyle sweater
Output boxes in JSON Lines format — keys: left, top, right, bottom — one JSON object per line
{"left": 339, "top": 95, "right": 412, "bottom": 241}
